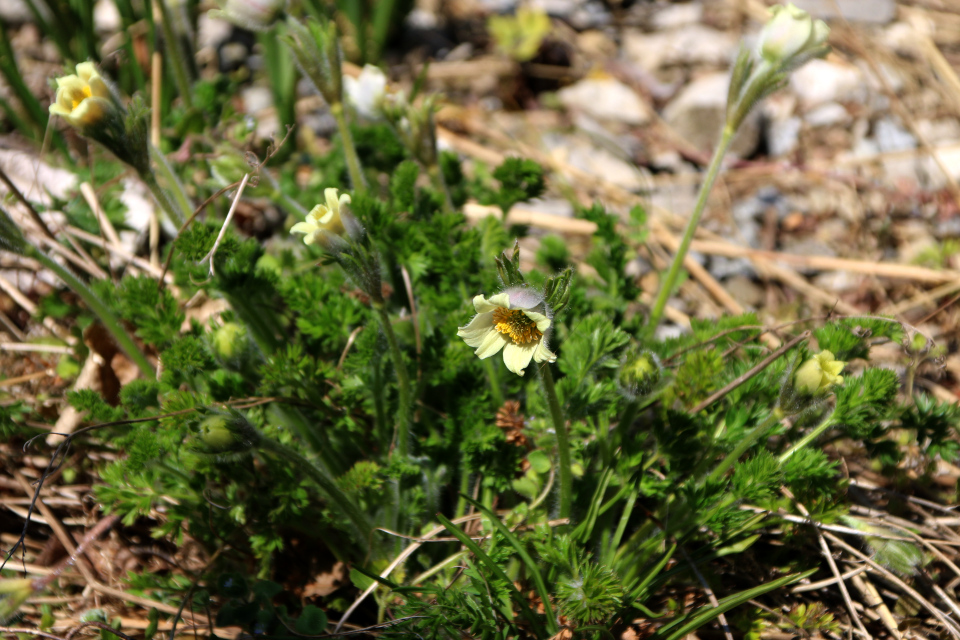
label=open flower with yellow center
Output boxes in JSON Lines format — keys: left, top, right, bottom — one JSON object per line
{"left": 49, "top": 62, "right": 114, "bottom": 129}
{"left": 794, "top": 350, "right": 845, "bottom": 394}
{"left": 457, "top": 287, "right": 557, "bottom": 376}
{"left": 291, "top": 188, "right": 349, "bottom": 245}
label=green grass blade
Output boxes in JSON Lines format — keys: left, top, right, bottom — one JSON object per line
{"left": 436, "top": 513, "right": 548, "bottom": 639}
{"left": 461, "top": 496, "right": 558, "bottom": 635}
{"left": 625, "top": 542, "right": 676, "bottom": 605}
{"left": 651, "top": 568, "right": 817, "bottom": 640}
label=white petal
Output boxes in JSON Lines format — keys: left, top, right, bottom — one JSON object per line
{"left": 324, "top": 188, "right": 340, "bottom": 213}
{"left": 475, "top": 330, "right": 508, "bottom": 359}
{"left": 502, "top": 341, "right": 536, "bottom": 376}
{"left": 533, "top": 340, "right": 557, "bottom": 364}
{"left": 475, "top": 293, "right": 510, "bottom": 313}
{"left": 457, "top": 312, "right": 494, "bottom": 347}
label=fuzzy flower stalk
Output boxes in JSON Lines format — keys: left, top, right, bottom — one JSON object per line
{"left": 381, "top": 91, "right": 452, "bottom": 209}
{"left": 457, "top": 250, "right": 574, "bottom": 518}
{"left": 291, "top": 188, "right": 414, "bottom": 458}
{"left": 778, "top": 350, "right": 847, "bottom": 462}
{"left": 49, "top": 62, "right": 187, "bottom": 226}
{"left": 283, "top": 16, "right": 367, "bottom": 191}
{"left": 647, "top": 3, "right": 829, "bottom": 331}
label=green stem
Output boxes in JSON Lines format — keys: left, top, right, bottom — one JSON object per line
{"left": 481, "top": 357, "right": 504, "bottom": 407}
{"left": 428, "top": 163, "right": 454, "bottom": 211}
{"left": 707, "top": 409, "right": 782, "bottom": 485}
{"left": 541, "top": 364, "right": 572, "bottom": 520}
{"left": 331, "top": 102, "right": 367, "bottom": 192}
{"left": 375, "top": 305, "right": 413, "bottom": 457}
{"left": 28, "top": 247, "right": 155, "bottom": 378}
{"left": 648, "top": 125, "right": 735, "bottom": 332}
{"left": 779, "top": 413, "right": 837, "bottom": 464}
{"left": 258, "top": 436, "right": 371, "bottom": 557}
{"left": 156, "top": 0, "right": 193, "bottom": 109}
{"left": 144, "top": 149, "right": 191, "bottom": 226}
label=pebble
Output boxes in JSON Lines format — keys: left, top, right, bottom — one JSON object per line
{"left": 662, "top": 72, "right": 761, "bottom": 157}
{"left": 650, "top": 3, "right": 703, "bottom": 30}
{"left": 804, "top": 102, "right": 851, "bottom": 127}
{"left": 789, "top": 60, "right": 867, "bottom": 109}
{"left": 557, "top": 77, "right": 651, "bottom": 125}
{"left": 724, "top": 275, "right": 764, "bottom": 308}
{"left": 766, "top": 117, "right": 802, "bottom": 157}
{"left": 622, "top": 25, "right": 737, "bottom": 72}
{"left": 792, "top": 0, "right": 897, "bottom": 25}
{"left": 873, "top": 117, "right": 916, "bottom": 153}
{"left": 0, "top": 0, "right": 30, "bottom": 22}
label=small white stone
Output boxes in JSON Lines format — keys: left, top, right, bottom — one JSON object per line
{"left": 792, "top": 0, "right": 896, "bottom": 25}
{"left": 651, "top": 3, "right": 703, "bottom": 30}
{"left": 804, "top": 102, "right": 851, "bottom": 127}
{"left": 557, "top": 78, "right": 651, "bottom": 125}
{"left": 789, "top": 59, "right": 867, "bottom": 109}
{"left": 622, "top": 25, "right": 737, "bottom": 72}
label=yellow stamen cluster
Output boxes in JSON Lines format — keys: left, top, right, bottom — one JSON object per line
{"left": 72, "top": 86, "right": 92, "bottom": 109}
{"left": 493, "top": 308, "right": 542, "bottom": 345}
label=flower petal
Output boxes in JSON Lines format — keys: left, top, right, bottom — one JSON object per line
{"left": 290, "top": 221, "right": 318, "bottom": 236}
{"left": 533, "top": 340, "right": 557, "bottom": 364}
{"left": 522, "top": 310, "right": 551, "bottom": 332}
{"left": 457, "top": 312, "right": 495, "bottom": 347}
{"left": 324, "top": 187, "right": 340, "bottom": 213}
{"left": 502, "top": 341, "right": 537, "bottom": 376}
{"left": 475, "top": 293, "right": 510, "bottom": 313}
{"left": 475, "top": 329, "right": 508, "bottom": 359}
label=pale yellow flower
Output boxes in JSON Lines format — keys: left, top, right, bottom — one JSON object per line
{"left": 49, "top": 62, "right": 114, "bottom": 129}
{"left": 457, "top": 288, "right": 557, "bottom": 376}
{"left": 291, "top": 188, "right": 350, "bottom": 245}
{"left": 758, "top": 3, "right": 829, "bottom": 64}
{"left": 794, "top": 350, "right": 845, "bottom": 394}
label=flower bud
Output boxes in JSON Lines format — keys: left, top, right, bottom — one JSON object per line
{"left": 195, "top": 411, "right": 259, "bottom": 456}
{"left": 757, "top": 3, "right": 829, "bottom": 64}
{"left": 211, "top": 322, "right": 248, "bottom": 361}
{"left": 793, "top": 350, "right": 845, "bottom": 395}
{"left": 618, "top": 348, "right": 662, "bottom": 399}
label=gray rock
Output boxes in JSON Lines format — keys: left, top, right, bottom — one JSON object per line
{"left": 558, "top": 78, "right": 651, "bottom": 125}
{"left": 650, "top": 3, "right": 703, "bottom": 30}
{"left": 724, "top": 275, "right": 764, "bottom": 308}
{"left": 767, "top": 116, "right": 802, "bottom": 157}
{"left": 662, "top": 72, "right": 761, "bottom": 157}
{"left": 622, "top": 25, "right": 737, "bottom": 72}
{"left": 804, "top": 102, "right": 851, "bottom": 127}
{"left": 569, "top": 1, "right": 612, "bottom": 29}
{"left": 792, "top": 0, "right": 896, "bottom": 24}
{"left": 789, "top": 60, "right": 867, "bottom": 109}
{"left": 711, "top": 257, "right": 756, "bottom": 280}
{"left": 0, "top": 0, "right": 31, "bottom": 22}
{"left": 874, "top": 117, "right": 916, "bottom": 153}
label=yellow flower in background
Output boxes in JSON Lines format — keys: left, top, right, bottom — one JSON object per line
{"left": 794, "top": 350, "right": 845, "bottom": 394}
{"left": 488, "top": 7, "right": 551, "bottom": 62}
{"left": 457, "top": 288, "right": 557, "bottom": 376}
{"left": 291, "top": 188, "right": 350, "bottom": 245}
{"left": 49, "top": 62, "right": 114, "bottom": 129}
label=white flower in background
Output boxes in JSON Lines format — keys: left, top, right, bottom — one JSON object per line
{"left": 291, "top": 188, "right": 350, "bottom": 245}
{"left": 757, "top": 3, "right": 829, "bottom": 65}
{"left": 344, "top": 64, "right": 387, "bottom": 119}
{"left": 457, "top": 288, "right": 557, "bottom": 376}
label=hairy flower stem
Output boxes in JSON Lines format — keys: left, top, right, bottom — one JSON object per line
{"left": 145, "top": 146, "right": 192, "bottom": 226}
{"left": 540, "top": 364, "right": 572, "bottom": 520}
{"left": 27, "top": 247, "right": 154, "bottom": 378}
{"left": 375, "top": 305, "right": 413, "bottom": 458}
{"left": 779, "top": 412, "right": 837, "bottom": 464}
{"left": 156, "top": 0, "right": 193, "bottom": 109}
{"left": 707, "top": 409, "right": 783, "bottom": 484}
{"left": 648, "top": 125, "right": 735, "bottom": 332}
{"left": 481, "top": 357, "right": 504, "bottom": 407}
{"left": 258, "top": 436, "right": 371, "bottom": 556}
{"left": 330, "top": 102, "right": 367, "bottom": 192}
